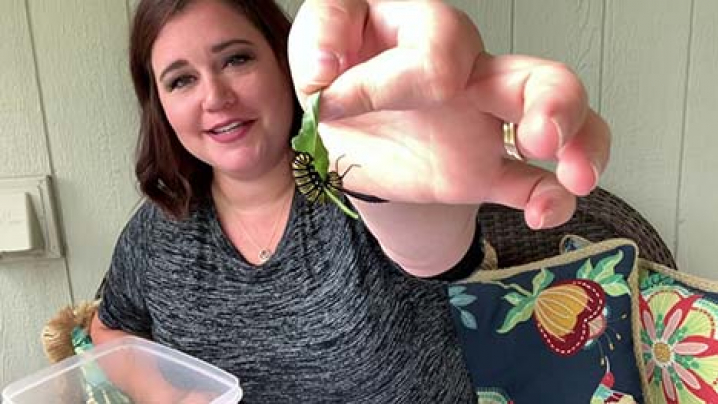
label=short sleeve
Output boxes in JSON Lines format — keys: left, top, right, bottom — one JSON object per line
{"left": 97, "top": 203, "right": 155, "bottom": 337}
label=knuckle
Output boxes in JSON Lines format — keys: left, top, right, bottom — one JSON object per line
{"left": 419, "top": 4, "right": 476, "bottom": 101}
{"left": 357, "top": 88, "right": 376, "bottom": 115}
{"left": 298, "top": 0, "right": 357, "bottom": 42}
{"left": 423, "top": 59, "right": 464, "bottom": 102}
{"left": 548, "top": 63, "right": 588, "bottom": 102}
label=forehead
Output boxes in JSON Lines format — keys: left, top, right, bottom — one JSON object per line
{"left": 151, "top": 0, "right": 266, "bottom": 66}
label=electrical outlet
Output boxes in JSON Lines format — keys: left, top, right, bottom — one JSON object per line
{"left": 0, "top": 176, "right": 63, "bottom": 261}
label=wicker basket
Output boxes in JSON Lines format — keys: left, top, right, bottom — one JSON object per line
{"left": 478, "top": 187, "right": 677, "bottom": 269}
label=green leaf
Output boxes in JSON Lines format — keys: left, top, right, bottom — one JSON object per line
{"left": 503, "top": 291, "right": 526, "bottom": 306}
{"left": 599, "top": 274, "right": 625, "bottom": 287}
{"left": 323, "top": 186, "right": 360, "bottom": 220}
{"left": 448, "top": 286, "right": 466, "bottom": 297}
{"left": 576, "top": 259, "right": 593, "bottom": 280}
{"left": 291, "top": 92, "right": 329, "bottom": 180}
{"left": 589, "top": 251, "right": 624, "bottom": 283}
{"left": 497, "top": 298, "right": 535, "bottom": 334}
{"left": 290, "top": 92, "right": 359, "bottom": 220}
{"left": 601, "top": 275, "right": 631, "bottom": 297}
{"left": 603, "top": 282, "right": 631, "bottom": 297}
{"left": 532, "top": 269, "right": 554, "bottom": 295}
{"left": 450, "top": 294, "right": 477, "bottom": 308}
{"left": 460, "top": 310, "right": 478, "bottom": 330}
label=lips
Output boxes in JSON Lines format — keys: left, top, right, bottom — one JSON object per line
{"left": 211, "top": 121, "right": 243, "bottom": 134}
{"left": 205, "top": 119, "right": 255, "bottom": 143}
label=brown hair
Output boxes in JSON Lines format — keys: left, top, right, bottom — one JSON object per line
{"left": 129, "top": 0, "right": 301, "bottom": 219}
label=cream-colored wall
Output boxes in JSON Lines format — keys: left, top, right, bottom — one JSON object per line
{"left": 0, "top": 0, "right": 140, "bottom": 389}
{"left": 1, "top": 0, "right": 716, "bottom": 390}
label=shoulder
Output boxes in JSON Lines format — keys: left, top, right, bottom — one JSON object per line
{"left": 112, "top": 200, "right": 161, "bottom": 258}
{"left": 110, "top": 199, "right": 220, "bottom": 280}
{"left": 127, "top": 198, "right": 215, "bottom": 231}
{"left": 119, "top": 200, "right": 165, "bottom": 240}
{"left": 115, "top": 199, "right": 212, "bottom": 253}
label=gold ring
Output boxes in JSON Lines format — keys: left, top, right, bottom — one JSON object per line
{"left": 502, "top": 122, "right": 525, "bottom": 161}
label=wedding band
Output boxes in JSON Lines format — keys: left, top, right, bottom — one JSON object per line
{"left": 502, "top": 122, "right": 525, "bottom": 161}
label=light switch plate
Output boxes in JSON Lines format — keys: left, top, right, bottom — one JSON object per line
{"left": 0, "top": 176, "right": 63, "bottom": 261}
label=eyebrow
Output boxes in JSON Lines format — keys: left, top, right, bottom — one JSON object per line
{"left": 157, "top": 39, "right": 254, "bottom": 82}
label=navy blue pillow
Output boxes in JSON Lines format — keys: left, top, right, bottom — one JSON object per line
{"left": 448, "top": 239, "right": 643, "bottom": 403}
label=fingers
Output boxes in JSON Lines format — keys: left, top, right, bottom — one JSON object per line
{"left": 490, "top": 110, "right": 608, "bottom": 224}
{"left": 467, "top": 54, "right": 609, "bottom": 196}
{"left": 319, "top": 2, "right": 483, "bottom": 119}
{"left": 288, "top": 0, "right": 368, "bottom": 98}
{"left": 289, "top": 1, "right": 483, "bottom": 119}
{"left": 556, "top": 110, "right": 611, "bottom": 196}
{"left": 467, "top": 54, "right": 589, "bottom": 160}
{"left": 486, "top": 161, "right": 577, "bottom": 230}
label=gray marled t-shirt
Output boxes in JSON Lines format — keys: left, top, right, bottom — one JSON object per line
{"left": 98, "top": 191, "right": 474, "bottom": 403}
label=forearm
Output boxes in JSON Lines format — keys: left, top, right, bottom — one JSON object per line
{"left": 352, "top": 199, "right": 479, "bottom": 277}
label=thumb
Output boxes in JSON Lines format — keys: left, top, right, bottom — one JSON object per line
{"left": 288, "top": 0, "right": 368, "bottom": 102}
{"left": 486, "top": 161, "right": 577, "bottom": 229}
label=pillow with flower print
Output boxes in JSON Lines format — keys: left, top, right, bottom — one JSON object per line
{"left": 560, "top": 233, "right": 718, "bottom": 403}
{"left": 635, "top": 259, "right": 718, "bottom": 404}
{"left": 448, "top": 238, "right": 643, "bottom": 403}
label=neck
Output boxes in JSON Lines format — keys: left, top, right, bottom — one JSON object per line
{"left": 211, "top": 151, "right": 295, "bottom": 214}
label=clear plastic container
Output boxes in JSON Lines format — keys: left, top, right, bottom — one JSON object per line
{"left": 2, "top": 336, "right": 242, "bottom": 403}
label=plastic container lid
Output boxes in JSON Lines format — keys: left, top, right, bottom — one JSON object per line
{"left": 2, "top": 336, "right": 242, "bottom": 403}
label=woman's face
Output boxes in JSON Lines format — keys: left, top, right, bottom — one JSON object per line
{"left": 151, "top": 0, "right": 294, "bottom": 180}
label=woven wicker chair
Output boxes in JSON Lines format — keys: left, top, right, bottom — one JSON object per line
{"left": 478, "top": 187, "right": 677, "bottom": 269}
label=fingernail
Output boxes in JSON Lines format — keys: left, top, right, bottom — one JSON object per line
{"left": 537, "top": 207, "right": 559, "bottom": 230}
{"left": 532, "top": 184, "right": 565, "bottom": 229}
{"left": 536, "top": 209, "right": 549, "bottom": 229}
{"left": 590, "top": 157, "right": 603, "bottom": 186}
{"left": 308, "top": 49, "right": 340, "bottom": 85}
{"left": 551, "top": 117, "right": 566, "bottom": 148}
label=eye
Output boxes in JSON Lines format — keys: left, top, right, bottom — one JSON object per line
{"left": 224, "top": 52, "right": 253, "bottom": 68}
{"left": 167, "top": 75, "right": 195, "bottom": 91}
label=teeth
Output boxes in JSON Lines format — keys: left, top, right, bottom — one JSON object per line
{"left": 213, "top": 122, "right": 242, "bottom": 134}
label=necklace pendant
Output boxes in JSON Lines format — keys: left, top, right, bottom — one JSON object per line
{"left": 258, "top": 249, "right": 272, "bottom": 263}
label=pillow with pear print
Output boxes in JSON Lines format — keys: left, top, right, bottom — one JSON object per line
{"left": 448, "top": 238, "right": 643, "bottom": 403}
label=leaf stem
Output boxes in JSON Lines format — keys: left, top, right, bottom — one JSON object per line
{"left": 325, "top": 190, "right": 359, "bottom": 220}
{"left": 482, "top": 280, "right": 532, "bottom": 297}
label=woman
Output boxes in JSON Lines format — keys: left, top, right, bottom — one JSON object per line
{"left": 91, "top": 0, "right": 610, "bottom": 402}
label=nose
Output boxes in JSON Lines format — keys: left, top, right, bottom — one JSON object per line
{"left": 202, "top": 76, "right": 236, "bottom": 112}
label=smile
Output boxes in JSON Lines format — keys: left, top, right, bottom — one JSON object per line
{"left": 205, "top": 120, "right": 255, "bottom": 144}
{"left": 210, "top": 121, "right": 244, "bottom": 135}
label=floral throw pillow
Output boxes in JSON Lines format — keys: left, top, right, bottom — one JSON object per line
{"left": 449, "top": 239, "right": 643, "bottom": 403}
{"left": 561, "top": 234, "right": 718, "bottom": 403}
{"left": 636, "top": 260, "right": 718, "bottom": 404}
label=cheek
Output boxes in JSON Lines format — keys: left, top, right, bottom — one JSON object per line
{"left": 268, "top": 75, "right": 296, "bottom": 131}
{"left": 270, "top": 89, "right": 295, "bottom": 143}
{"left": 159, "top": 95, "right": 196, "bottom": 136}
{"left": 245, "top": 68, "right": 295, "bottom": 138}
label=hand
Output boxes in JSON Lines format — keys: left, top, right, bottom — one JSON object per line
{"left": 175, "top": 390, "right": 215, "bottom": 404}
{"left": 288, "top": 0, "right": 610, "bottom": 229}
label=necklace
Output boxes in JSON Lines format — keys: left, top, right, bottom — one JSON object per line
{"left": 234, "top": 191, "right": 292, "bottom": 264}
